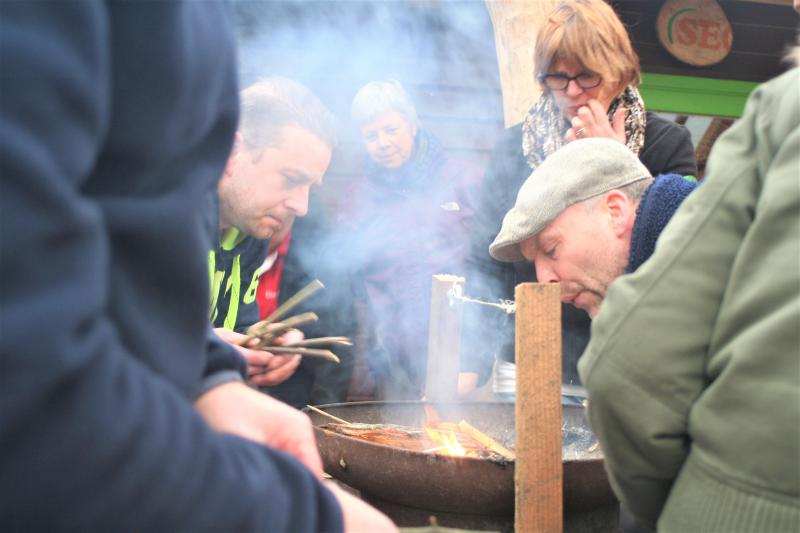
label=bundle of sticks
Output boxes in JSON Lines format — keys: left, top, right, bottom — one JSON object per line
{"left": 240, "top": 280, "right": 350, "bottom": 364}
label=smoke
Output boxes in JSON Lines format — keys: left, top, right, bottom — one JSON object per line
{"left": 230, "top": 0, "right": 510, "bottom": 398}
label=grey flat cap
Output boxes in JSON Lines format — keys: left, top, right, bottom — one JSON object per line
{"left": 489, "top": 138, "right": 651, "bottom": 263}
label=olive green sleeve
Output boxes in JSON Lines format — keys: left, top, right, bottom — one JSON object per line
{"left": 578, "top": 71, "right": 798, "bottom": 529}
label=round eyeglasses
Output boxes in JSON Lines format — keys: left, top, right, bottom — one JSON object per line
{"left": 538, "top": 72, "right": 602, "bottom": 91}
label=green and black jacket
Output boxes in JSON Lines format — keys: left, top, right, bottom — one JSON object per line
{"left": 209, "top": 227, "right": 268, "bottom": 331}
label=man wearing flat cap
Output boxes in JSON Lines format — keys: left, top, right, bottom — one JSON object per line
{"left": 490, "top": 138, "right": 697, "bottom": 318}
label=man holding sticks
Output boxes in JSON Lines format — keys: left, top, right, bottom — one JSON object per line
{"left": 210, "top": 77, "right": 347, "bottom": 393}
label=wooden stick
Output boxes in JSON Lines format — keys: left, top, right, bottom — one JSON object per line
{"left": 515, "top": 283, "right": 562, "bottom": 533}
{"left": 242, "top": 312, "right": 319, "bottom": 347}
{"left": 424, "top": 274, "right": 464, "bottom": 402}
{"left": 283, "top": 336, "right": 353, "bottom": 347}
{"left": 258, "top": 312, "right": 319, "bottom": 336}
{"left": 261, "top": 279, "right": 324, "bottom": 328}
{"left": 262, "top": 346, "right": 340, "bottom": 363}
{"left": 246, "top": 313, "right": 318, "bottom": 336}
{"left": 306, "top": 405, "right": 353, "bottom": 425}
{"left": 457, "top": 420, "right": 516, "bottom": 460}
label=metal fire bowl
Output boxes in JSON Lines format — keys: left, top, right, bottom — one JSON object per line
{"left": 308, "top": 401, "right": 616, "bottom": 517}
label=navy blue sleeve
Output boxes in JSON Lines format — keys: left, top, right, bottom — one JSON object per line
{"left": 0, "top": 2, "right": 342, "bottom": 531}
{"left": 201, "top": 326, "right": 248, "bottom": 396}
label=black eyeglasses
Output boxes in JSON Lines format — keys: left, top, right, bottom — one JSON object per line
{"left": 538, "top": 72, "right": 602, "bottom": 91}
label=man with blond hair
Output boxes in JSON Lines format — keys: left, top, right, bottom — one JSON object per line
{"left": 210, "top": 77, "right": 335, "bottom": 388}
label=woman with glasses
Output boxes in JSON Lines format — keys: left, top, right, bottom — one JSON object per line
{"left": 523, "top": 0, "right": 696, "bottom": 173}
{"left": 459, "top": 0, "right": 696, "bottom": 399}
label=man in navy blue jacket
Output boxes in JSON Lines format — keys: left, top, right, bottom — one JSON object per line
{"left": 0, "top": 2, "right": 394, "bottom": 531}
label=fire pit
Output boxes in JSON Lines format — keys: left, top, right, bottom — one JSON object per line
{"left": 308, "top": 401, "right": 617, "bottom": 530}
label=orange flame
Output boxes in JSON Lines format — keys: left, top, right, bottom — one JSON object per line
{"left": 425, "top": 427, "right": 466, "bottom": 456}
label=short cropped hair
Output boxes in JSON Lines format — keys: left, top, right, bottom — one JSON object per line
{"left": 239, "top": 77, "right": 336, "bottom": 151}
{"left": 350, "top": 79, "right": 420, "bottom": 128}
{"left": 534, "top": 0, "right": 640, "bottom": 90}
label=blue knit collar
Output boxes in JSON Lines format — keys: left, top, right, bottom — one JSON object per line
{"left": 627, "top": 174, "right": 698, "bottom": 273}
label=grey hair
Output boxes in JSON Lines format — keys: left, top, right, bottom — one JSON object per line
{"left": 350, "top": 79, "right": 420, "bottom": 128}
{"left": 239, "top": 77, "right": 336, "bottom": 151}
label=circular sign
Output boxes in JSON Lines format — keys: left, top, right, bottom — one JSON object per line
{"left": 657, "top": 0, "right": 733, "bottom": 66}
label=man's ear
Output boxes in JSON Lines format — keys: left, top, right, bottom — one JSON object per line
{"left": 604, "top": 190, "right": 635, "bottom": 237}
{"left": 223, "top": 132, "right": 244, "bottom": 178}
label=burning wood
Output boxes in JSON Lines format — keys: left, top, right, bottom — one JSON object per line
{"left": 457, "top": 420, "right": 516, "bottom": 460}
{"left": 320, "top": 420, "right": 515, "bottom": 462}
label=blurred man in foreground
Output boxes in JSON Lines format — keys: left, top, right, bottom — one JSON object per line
{"left": 578, "top": 61, "right": 799, "bottom": 532}
{"left": 0, "top": 2, "right": 394, "bottom": 531}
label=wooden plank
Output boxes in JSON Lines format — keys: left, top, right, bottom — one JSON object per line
{"left": 424, "top": 274, "right": 465, "bottom": 402}
{"left": 485, "top": 0, "right": 559, "bottom": 127}
{"left": 515, "top": 282, "right": 562, "bottom": 533}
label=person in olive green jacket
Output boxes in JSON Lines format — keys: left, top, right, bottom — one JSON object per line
{"left": 578, "top": 63, "right": 800, "bottom": 531}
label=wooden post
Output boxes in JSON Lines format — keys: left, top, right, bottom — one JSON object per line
{"left": 485, "top": 0, "right": 559, "bottom": 127}
{"left": 515, "top": 283, "right": 562, "bottom": 533}
{"left": 424, "top": 274, "right": 465, "bottom": 402}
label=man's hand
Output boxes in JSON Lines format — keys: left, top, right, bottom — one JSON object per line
{"left": 195, "top": 381, "right": 324, "bottom": 477}
{"left": 565, "top": 99, "right": 627, "bottom": 145}
{"left": 325, "top": 482, "right": 398, "bottom": 533}
{"left": 214, "top": 327, "right": 301, "bottom": 386}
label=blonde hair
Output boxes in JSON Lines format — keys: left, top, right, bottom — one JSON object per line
{"left": 534, "top": 0, "right": 640, "bottom": 91}
{"left": 239, "top": 77, "right": 336, "bottom": 151}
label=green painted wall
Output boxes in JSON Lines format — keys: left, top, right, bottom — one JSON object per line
{"left": 640, "top": 73, "right": 759, "bottom": 118}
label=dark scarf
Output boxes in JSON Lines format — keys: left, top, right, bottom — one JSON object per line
{"left": 363, "top": 128, "right": 446, "bottom": 194}
{"left": 521, "top": 85, "right": 647, "bottom": 170}
{"left": 626, "top": 174, "right": 698, "bottom": 273}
